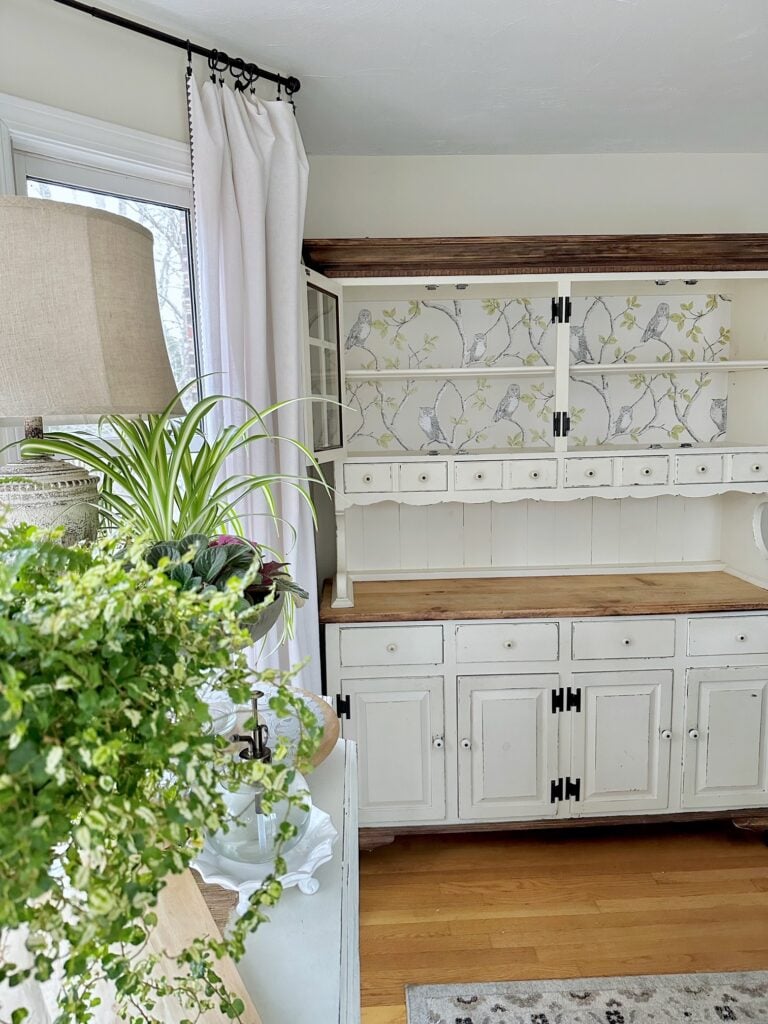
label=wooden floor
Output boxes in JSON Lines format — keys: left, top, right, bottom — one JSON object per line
{"left": 359, "top": 823, "right": 768, "bottom": 1024}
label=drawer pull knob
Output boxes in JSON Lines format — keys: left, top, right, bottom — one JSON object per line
{"left": 530, "top": 470, "right": 540, "bottom": 480}
{"left": 460, "top": 738, "right": 471, "bottom": 750}
{"left": 363, "top": 474, "right": 372, "bottom": 484}
{"left": 385, "top": 642, "right": 398, "bottom": 653}
{"left": 474, "top": 472, "right": 485, "bottom": 481}
{"left": 697, "top": 465, "right": 708, "bottom": 474}
{"left": 661, "top": 729, "right": 672, "bottom": 740}
{"left": 432, "top": 736, "right": 444, "bottom": 750}
{"left": 736, "top": 634, "right": 747, "bottom": 642}
{"left": 689, "top": 728, "right": 700, "bottom": 740}
{"left": 753, "top": 464, "right": 763, "bottom": 473}
{"left": 503, "top": 639, "right": 515, "bottom": 649}
{"left": 586, "top": 469, "right": 595, "bottom": 478}
{"left": 418, "top": 473, "right": 429, "bottom": 482}
{"left": 641, "top": 467, "right": 652, "bottom": 476}
{"left": 622, "top": 637, "right": 632, "bottom": 646}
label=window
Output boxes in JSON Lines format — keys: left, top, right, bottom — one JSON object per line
{"left": 16, "top": 153, "right": 200, "bottom": 403}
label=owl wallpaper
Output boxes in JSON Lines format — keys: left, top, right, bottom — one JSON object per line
{"left": 343, "top": 294, "right": 731, "bottom": 452}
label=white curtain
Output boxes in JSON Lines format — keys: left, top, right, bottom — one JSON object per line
{"left": 187, "top": 78, "right": 320, "bottom": 691}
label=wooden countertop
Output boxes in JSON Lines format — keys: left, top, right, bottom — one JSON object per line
{"left": 319, "top": 572, "right": 768, "bottom": 623}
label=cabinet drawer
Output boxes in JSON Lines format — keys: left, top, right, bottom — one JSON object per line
{"left": 504, "top": 458, "right": 558, "bottom": 489}
{"left": 398, "top": 461, "right": 448, "bottom": 492}
{"left": 572, "top": 618, "right": 675, "bottom": 660}
{"left": 564, "top": 458, "right": 613, "bottom": 487}
{"left": 619, "top": 456, "right": 669, "bottom": 486}
{"left": 675, "top": 454, "right": 723, "bottom": 484}
{"left": 455, "top": 622, "right": 559, "bottom": 663}
{"left": 455, "top": 461, "right": 503, "bottom": 491}
{"left": 688, "top": 615, "right": 768, "bottom": 656}
{"left": 730, "top": 453, "right": 768, "bottom": 483}
{"left": 339, "top": 625, "right": 444, "bottom": 667}
{"left": 343, "top": 462, "right": 392, "bottom": 493}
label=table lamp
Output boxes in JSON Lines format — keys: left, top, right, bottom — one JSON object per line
{"left": 0, "top": 196, "right": 181, "bottom": 542}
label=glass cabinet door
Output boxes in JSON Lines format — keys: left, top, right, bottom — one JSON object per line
{"left": 304, "top": 270, "right": 344, "bottom": 458}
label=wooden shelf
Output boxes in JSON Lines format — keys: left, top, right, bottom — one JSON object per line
{"left": 320, "top": 571, "right": 768, "bottom": 623}
{"left": 345, "top": 365, "right": 554, "bottom": 381}
{"left": 571, "top": 360, "right": 768, "bottom": 375}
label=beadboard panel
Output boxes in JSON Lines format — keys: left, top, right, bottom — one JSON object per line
{"left": 344, "top": 496, "right": 724, "bottom": 574}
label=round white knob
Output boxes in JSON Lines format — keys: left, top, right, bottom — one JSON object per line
{"left": 460, "top": 738, "right": 471, "bottom": 750}
{"left": 418, "top": 473, "right": 428, "bottom": 482}
{"left": 661, "top": 729, "right": 672, "bottom": 740}
{"left": 622, "top": 637, "right": 632, "bottom": 646}
{"left": 642, "top": 467, "right": 652, "bottom": 476}
{"left": 586, "top": 469, "right": 595, "bottom": 478}
{"left": 474, "top": 472, "right": 484, "bottom": 481}
{"left": 385, "top": 642, "right": 398, "bottom": 653}
{"left": 363, "top": 474, "right": 372, "bottom": 484}
{"left": 503, "top": 639, "right": 515, "bottom": 649}
{"left": 753, "top": 464, "right": 763, "bottom": 473}
{"left": 530, "top": 470, "right": 540, "bottom": 480}
{"left": 689, "top": 728, "right": 699, "bottom": 740}
{"left": 737, "top": 633, "right": 747, "bottom": 642}
{"left": 697, "top": 465, "right": 708, "bottom": 474}
{"left": 432, "top": 736, "right": 444, "bottom": 750}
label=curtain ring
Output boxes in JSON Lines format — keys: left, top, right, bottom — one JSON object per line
{"left": 186, "top": 39, "right": 192, "bottom": 78}
{"left": 208, "top": 49, "right": 218, "bottom": 83}
{"left": 276, "top": 81, "right": 282, "bottom": 101}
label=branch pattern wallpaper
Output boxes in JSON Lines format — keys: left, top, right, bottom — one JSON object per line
{"left": 343, "top": 294, "right": 731, "bottom": 452}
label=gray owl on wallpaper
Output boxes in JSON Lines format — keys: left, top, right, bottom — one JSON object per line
{"left": 570, "top": 325, "right": 594, "bottom": 364}
{"left": 612, "top": 404, "right": 635, "bottom": 436}
{"left": 418, "top": 405, "right": 449, "bottom": 446}
{"left": 710, "top": 397, "right": 727, "bottom": 437}
{"left": 467, "top": 332, "right": 487, "bottom": 364}
{"left": 345, "top": 309, "right": 372, "bottom": 349}
{"left": 640, "top": 302, "right": 670, "bottom": 344}
{"left": 493, "top": 383, "right": 521, "bottom": 422}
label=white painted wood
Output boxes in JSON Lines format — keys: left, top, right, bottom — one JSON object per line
{"left": 462, "top": 503, "right": 493, "bottom": 567}
{"left": 425, "top": 503, "right": 464, "bottom": 569}
{"left": 619, "top": 455, "right": 670, "bottom": 487}
{"left": 457, "top": 674, "right": 560, "bottom": 820}
{"left": 339, "top": 624, "right": 444, "bottom": 667}
{"left": 565, "top": 457, "right": 613, "bottom": 487}
{"left": 341, "top": 676, "right": 446, "bottom": 823}
{"left": 571, "top": 670, "right": 673, "bottom": 815}
{"left": 398, "top": 503, "right": 431, "bottom": 571}
{"left": 675, "top": 454, "right": 724, "bottom": 484}
{"left": 343, "top": 462, "right": 393, "bottom": 493}
{"left": 239, "top": 739, "right": 360, "bottom": 1024}
{"left": 398, "top": 461, "right": 449, "bottom": 492}
{"left": 591, "top": 498, "right": 622, "bottom": 565}
{"left": 688, "top": 613, "right": 768, "bottom": 657}
{"left": 730, "top": 453, "right": 768, "bottom": 483}
{"left": 504, "top": 458, "right": 558, "bottom": 489}
{"left": 571, "top": 618, "right": 676, "bottom": 660}
{"left": 455, "top": 622, "right": 559, "bottom": 663}
{"left": 683, "top": 668, "right": 768, "bottom": 809}
{"left": 455, "top": 460, "right": 504, "bottom": 491}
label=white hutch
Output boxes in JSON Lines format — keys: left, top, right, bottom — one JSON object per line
{"left": 301, "top": 234, "right": 768, "bottom": 847}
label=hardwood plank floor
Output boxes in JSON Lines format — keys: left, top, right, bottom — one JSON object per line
{"left": 359, "top": 823, "right": 768, "bottom": 1024}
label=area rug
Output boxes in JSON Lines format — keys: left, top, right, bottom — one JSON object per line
{"left": 406, "top": 971, "right": 768, "bottom": 1023}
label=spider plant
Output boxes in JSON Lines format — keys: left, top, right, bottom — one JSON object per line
{"left": 20, "top": 382, "right": 323, "bottom": 541}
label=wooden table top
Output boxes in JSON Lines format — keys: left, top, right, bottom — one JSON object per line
{"left": 319, "top": 572, "right": 768, "bottom": 623}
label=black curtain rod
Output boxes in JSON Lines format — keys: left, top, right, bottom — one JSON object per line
{"left": 51, "top": 0, "right": 301, "bottom": 94}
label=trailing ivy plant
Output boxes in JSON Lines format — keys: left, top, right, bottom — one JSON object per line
{"left": 0, "top": 523, "right": 322, "bottom": 1024}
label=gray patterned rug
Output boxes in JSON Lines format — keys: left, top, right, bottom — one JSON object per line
{"left": 406, "top": 972, "right": 768, "bottom": 1023}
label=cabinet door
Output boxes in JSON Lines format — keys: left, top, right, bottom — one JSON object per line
{"left": 683, "top": 668, "right": 768, "bottom": 809}
{"left": 340, "top": 677, "right": 445, "bottom": 824}
{"left": 303, "top": 267, "right": 345, "bottom": 461}
{"left": 571, "top": 671, "right": 673, "bottom": 815}
{"left": 457, "top": 674, "right": 560, "bottom": 821}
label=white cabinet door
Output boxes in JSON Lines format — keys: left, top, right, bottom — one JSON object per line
{"left": 683, "top": 668, "right": 768, "bottom": 809}
{"left": 571, "top": 671, "right": 673, "bottom": 815}
{"left": 457, "top": 674, "right": 560, "bottom": 821}
{"left": 340, "top": 676, "right": 446, "bottom": 824}
{"left": 303, "top": 267, "right": 346, "bottom": 462}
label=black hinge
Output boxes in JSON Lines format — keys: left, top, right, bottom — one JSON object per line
{"left": 552, "top": 687, "right": 581, "bottom": 713}
{"left": 335, "top": 694, "right": 351, "bottom": 720}
{"left": 551, "top": 776, "right": 582, "bottom": 803}
{"left": 552, "top": 411, "right": 571, "bottom": 437}
{"left": 550, "top": 296, "right": 572, "bottom": 324}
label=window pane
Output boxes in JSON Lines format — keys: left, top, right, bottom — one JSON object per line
{"left": 26, "top": 178, "right": 199, "bottom": 400}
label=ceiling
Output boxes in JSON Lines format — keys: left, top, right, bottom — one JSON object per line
{"left": 106, "top": 0, "right": 768, "bottom": 155}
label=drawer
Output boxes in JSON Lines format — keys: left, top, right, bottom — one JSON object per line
{"left": 455, "top": 622, "right": 559, "bottom": 662}
{"left": 688, "top": 614, "right": 768, "bottom": 656}
{"left": 730, "top": 453, "right": 768, "bottom": 483}
{"left": 455, "top": 461, "right": 503, "bottom": 491}
{"left": 504, "top": 458, "right": 558, "bottom": 489}
{"left": 619, "top": 456, "right": 669, "bottom": 487}
{"left": 343, "top": 462, "right": 392, "bottom": 493}
{"left": 675, "top": 454, "right": 723, "bottom": 484}
{"left": 398, "top": 461, "right": 448, "bottom": 492}
{"left": 564, "top": 457, "right": 613, "bottom": 487}
{"left": 339, "top": 625, "right": 444, "bottom": 667}
{"left": 572, "top": 618, "right": 676, "bottom": 660}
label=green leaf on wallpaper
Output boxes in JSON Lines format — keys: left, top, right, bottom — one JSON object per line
{"left": 570, "top": 407, "right": 585, "bottom": 424}
{"left": 670, "top": 312, "right": 685, "bottom": 330}
{"left": 483, "top": 299, "right": 501, "bottom": 314}
{"left": 620, "top": 313, "right": 637, "bottom": 330}
{"left": 686, "top": 326, "right": 702, "bottom": 340}
{"left": 706, "top": 294, "right": 718, "bottom": 311}
{"left": 531, "top": 429, "right": 546, "bottom": 444}
{"left": 372, "top": 319, "right": 388, "bottom": 337}
{"left": 423, "top": 333, "right": 438, "bottom": 350}
{"left": 521, "top": 393, "right": 535, "bottom": 410}
{"left": 536, "top": 316, "right": 548, "bottom": 328}
{"left": 702, "top": 375, "right": 713, "bottom": 387}
{"left": 630, "top": 430, "right": 640, "bottom": 442}
{"left": 523, "top": 353, "right": 540, "bottom": 366}
{"left": 629, "top": 373, "right": 647, "bottom": 388}
{"left": 506, "top": 432, "right": 524, "bottom": 448}
{"left": 476, "top": 377, "right": 489, "bottom": 389}
{"left": 625, "top": 353, "right": 637, "bottom": 362}
{"left": 679, "top": 349, "right": 695, "bottom": 362}
{"left": 681, "top": 301, "right": 694, "bottom": 312}
{"left": 408, "top": 300, "right": 421, "bottom": 317}
{"left": 627, "top": 296, "right": 640, "bottom": 309}
{"left": 719, "top": 326, "right": 731, "bottom": 342}
{"left": 386, "top": 398, "right": 398, "bottom": 411}
{"left": 605, "top": 334, "right": 619, "bottom": 346}
{"left": 393, "top": 334, "right": 405, "bottom": 350}
{"left": 657, "top": 352, "right": 672, "bottom": 362}
{"left": 376, "top": 433, "right": 394, "bottom": 448}
{"left": 383, "top": 357, "right": 400, "bottom": 369}
{"left": 573, "top": 435, "right": 587, "bottom": 448}
{"left": 670, "top": 424, "right": 685, "bottom": 439}
{"left": 681, "top": 389, "right": 693, "bottom": 402}
{"left": 382, "top": 308, "right": 396, "bottom": 319}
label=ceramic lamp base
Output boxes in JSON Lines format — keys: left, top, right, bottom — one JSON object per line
{"left": 0, "top": 456, "right": 99, "bottom": 543}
